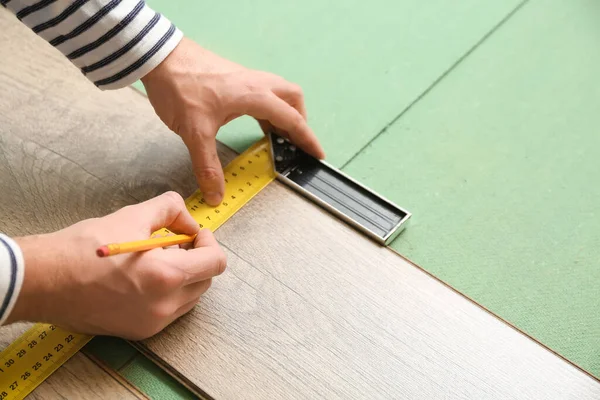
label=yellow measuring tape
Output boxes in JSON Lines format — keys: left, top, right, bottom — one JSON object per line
{"left": 0, "top": 137, "right": 275, "bottom": 399}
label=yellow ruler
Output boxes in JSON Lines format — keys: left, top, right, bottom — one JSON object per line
{"left": 154, "top": 136, "right": 275, "bottom": 235}
{"left": 0, "top": 137, "right": 275, "bottom": 400}
{"left": 0, "top": 325, "right": 92, "bottom": 400}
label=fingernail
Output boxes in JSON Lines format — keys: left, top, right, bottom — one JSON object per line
{"left": 205, "top": 192, "right": 222, "bottom": 206}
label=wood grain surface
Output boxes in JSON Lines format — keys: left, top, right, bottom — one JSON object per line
{"left": 1, "top": 8, "right": 599, "bottom": 400}
{"left": 0, "top": 323, "right": 144, "bottom": 399}
{"left": 138, "top": 183, "right": 600, "bottom": 399}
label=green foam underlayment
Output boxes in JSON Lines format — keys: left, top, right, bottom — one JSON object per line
{"left": 119, "top": 354, "right": 196, "bottom": 400}
{"left": 85, "top": 337, "right": 196, "bottom": 399}
{"left": 345, "top": 0, "right": 600, "bottom": 377}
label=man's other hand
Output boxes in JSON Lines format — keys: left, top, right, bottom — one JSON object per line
{"left": 141, "top": 37, "right": 325, "bottom": 206}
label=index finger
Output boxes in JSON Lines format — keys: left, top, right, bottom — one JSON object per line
{"left": 193, "top": 228, "right": 220, "bottom": 248}
{"left": 158, "top": 229, "right": 227, "bottom": 283}
{"left": 244, "top": 93, "right": 325, "bottom": 159}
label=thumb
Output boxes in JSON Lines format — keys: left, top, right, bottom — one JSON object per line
{"left": 182, "top": 124, "right": 225, "bottom": 206}
{"left": 125, "top": 191, "right": 199, "bottom": 235}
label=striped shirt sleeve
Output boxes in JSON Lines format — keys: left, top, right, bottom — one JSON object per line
{"left": 0, "top": 234, "right": 25, "bottom": 325}
{"left": 2, "top": 0, "right": 183, "bottom": 90}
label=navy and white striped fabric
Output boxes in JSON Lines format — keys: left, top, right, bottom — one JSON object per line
{"left": 2, "top": 0, "right": 183, "bottom": 89}
{"left": 0, "top": 234, "right": 24, "bottom": 325}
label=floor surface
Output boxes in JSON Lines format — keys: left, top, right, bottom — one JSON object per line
{"left": 95, "top": 0, "right": 600, "bottom": 395}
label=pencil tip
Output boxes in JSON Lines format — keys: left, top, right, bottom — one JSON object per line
{"left": 96, "top": 246, "right": 109, "bottom": 257}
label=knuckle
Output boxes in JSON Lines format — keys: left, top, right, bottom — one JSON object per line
{"left": 150, "top": 301, "right": 176, "bottom": 322}
{"left": 194, "top": 128, "right": 214, "bottom": 140}
{"left": 244, "top": 83, "right": 259, "bottom": 93}
{"left": 237, "top": 90, "right": 268, "bottom": 114}
{"left": 291, "top": 113, "right": 305, "bottom": 132}
{"left": 289, "top": 82, "right": 304, "bottom": 97}
{"left": 162, "top": 191, "right": 185, "bottom": 208}
{"left": 149, "top": 267, "right": 185, "bottom": 292}
{"left": 182, "top": 126, "right": 216, "bottom": 147}
{"left": 151, "top": 304, "right": 172, "bottom": 320}
{"left": 215, "top": 249, "right": 227, "bottom": 276}
{"left": 247, "top": 89, "right": 270, "bottom": 102}
{"left": 202, "top": 279, "right": 213, "bottom": 293}
{"left": 185, "top": 300, "right": 198, "bottom": 315}
{"left": 194, "top": 166, "right": 222, "bottom": 182}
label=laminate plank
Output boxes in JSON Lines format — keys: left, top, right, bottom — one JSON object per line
{"left": 138, "top": 182, "right": 600, "bottom": 399}
{"left": 0, "top": 323, "right": 143, "bottom": 399}
{"left": 1, "top": 8, "right": 599, "bottom": 400}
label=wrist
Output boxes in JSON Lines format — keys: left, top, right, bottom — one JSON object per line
{"left": 6, "top": 234, "right": 57, "bottom": 324}
{"left": 141, "top": 37, "right": 205, "bottom": 88}
{"left": 140, "top": 37, "right": 180, "bottom": 87}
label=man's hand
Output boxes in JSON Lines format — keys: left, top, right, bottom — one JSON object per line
{"left": 141, "top": 37, "right": 326, "bottom": 206}
{"left": 7, "top": 192, "right": 226, "bottom": 340}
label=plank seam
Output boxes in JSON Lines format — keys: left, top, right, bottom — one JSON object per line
{"left": 340, "top": 0, "right": 531, "bottom": 169}
{"left": 82, "top": 351, "right": 150, "bottom": 400}
{"left": 387, "top": 247, "right": 600, "bottom": 384}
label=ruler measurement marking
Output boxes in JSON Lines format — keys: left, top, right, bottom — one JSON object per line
{"left": 0, "top": 324, "right": 93, "bottom": 399}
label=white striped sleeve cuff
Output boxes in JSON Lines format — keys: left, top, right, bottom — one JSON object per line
{"left": 0, "top": 234, "right": 25, "bottom": 326}
{"left": 2, "top": 0, "right": 183, "bottom": 90}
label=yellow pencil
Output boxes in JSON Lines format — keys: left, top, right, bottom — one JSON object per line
{"left": 96, "top": 234, "right": 196, "bottom": 257}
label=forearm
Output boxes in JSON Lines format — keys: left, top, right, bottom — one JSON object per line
{"left": 0, "top": 234, "right": 25, "bottom": 325}
{"left": 2, "top": 0, "right": 183, "bottom": 89}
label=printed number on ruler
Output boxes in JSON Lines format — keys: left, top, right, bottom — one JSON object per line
{"left": 155, "top": 137, "right": 275, "bottom": 236}
{"left": 0, "top": 324, "right": 91, "bottom": 400}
